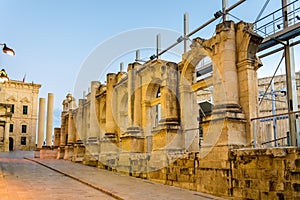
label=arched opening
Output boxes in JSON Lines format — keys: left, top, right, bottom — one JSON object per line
{"left": 153, "top": 87, "right": 161, "bottom": 128}
{"left": 9, "top": 137, "right": 13, "bottom": 151}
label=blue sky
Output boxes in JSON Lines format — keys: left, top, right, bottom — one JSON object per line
{"left": 0, "top": 0, "right": 299, "bottom": 127}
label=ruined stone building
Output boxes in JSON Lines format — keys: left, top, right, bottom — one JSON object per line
{"left": 0, "top": 69, "right": 41, "bottom": 151}
{"left": 46, "top": 21, "right": 300, "bottom": 198}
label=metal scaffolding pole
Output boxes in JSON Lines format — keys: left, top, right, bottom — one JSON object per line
{"left": 222, "top": 0, "right": 229, "bottom": 21}
{"left": 282, "top": 0, "right": 300, "bottom": 146}
{"left": 184, "top": 12, "right": 189, "bottom": 53}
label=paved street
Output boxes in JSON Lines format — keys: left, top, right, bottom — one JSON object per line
{"left": 0, "top": 151, "right": 225, "bottom": 200}
{"left": 0, "top": 151, "right": 114, "bottom": 200}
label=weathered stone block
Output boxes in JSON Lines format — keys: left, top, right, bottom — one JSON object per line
{"left": 242, "top": 188, "right": 259, "bottom": 200}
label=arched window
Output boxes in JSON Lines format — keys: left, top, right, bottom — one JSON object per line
{"left": 150, "top": 87, "right": 161, "bottom": 128}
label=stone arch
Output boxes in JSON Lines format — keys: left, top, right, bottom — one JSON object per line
{"left": 179, "top": 46, "right": 210, "bottom": 152}
{"left": 143, "top": 78, "right": 162, "bottom": 153}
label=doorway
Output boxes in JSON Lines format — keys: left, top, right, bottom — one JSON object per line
{"left": 9, "top": 137, "right": 13, "bottom": 151}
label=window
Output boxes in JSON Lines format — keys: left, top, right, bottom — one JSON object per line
{"left": 11, "top": 104, "right": 14, "bottom": 113}
{"left": 21, "top": 125, "right": 27, "bottom": 133}
{"left": 156, "top": 87, "right": 161, "bottom": 98}
{"left": 23, "top": 105, "right": 28, "bottom": 115}
{"left": 9, "top": 124, "right": 13, "bottom": 132}
{"left": 155, "top": 104, "right": 161, "bottom": 126}
{"left": 21, "top": 137, "right": 26, "bottom": 145}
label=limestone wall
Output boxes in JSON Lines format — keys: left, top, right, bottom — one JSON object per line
{"left": 231, "top": 148, "right": 300, "bottom": 199}
{"left": 96, "top": 147, "right": 300, "bottom": 199}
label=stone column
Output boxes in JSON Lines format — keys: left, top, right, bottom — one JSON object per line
{"left": 235, "top": 22, "right": 263, "bottom": 144}
{"left": 120, "top": 63, "right": 144, "bottom": 153}
{"left": 60, "top": 112, "right": 67, "bottom": 146}
{"left": 133, "top": 74, "right": 141, "bottom": 128}
{"left": 105, "top": 73, "right": 117, "bottom": 136}
{"left": 67, "top": 111, "right": 75, "bottom": 144}
{"left": 160, "top": 62, "right": 180, "bottom": 125}
{"left": 4, "top": 121, "right": 9, "bottom": 152}
{"left": 46, "top": 93, "right": 54, "bottom": 146}
{"left": 54, "top": 128, "right": 61, "bottom": 147}
{"left": 89, "top": 81, "right": 101, "bottom": 138}
{"left": 37, "top": 98, "right": 45, "bottom": 149}
{"left": 127, "top": 63, "right": 135, "bottom": 128}
{"left": 212, "top": 21, "right": 239, "bottom": 108}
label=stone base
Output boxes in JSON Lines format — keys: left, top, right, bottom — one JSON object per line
{"left": 56, "top": 146, "right": 65, "bottom": 159}
{"left": 64, "top": 145, "right": 74, "bottom": 160}
{"left": 152, "top": 127, "right": 182, "bottom": 151}
{"left": 98, "top": 153, "right": 118, "bottom": 170}
{"left": 83, "top": 144, "right": 99, "bottom": 167}
{"left": 72, "top": 144, "right": 85, "bottom": 163}
{"left": 34, "top": 150, "right": 40, "bottom": 158}
{"left": 121, "top": 136, "right": 144, "bottom": 152}
{"left": 39, "top": 146, "right": 57, "bottom": 159}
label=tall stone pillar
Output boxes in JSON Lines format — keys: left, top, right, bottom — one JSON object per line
{"left": 67, "top": 112, "right": 75, "bottom": 144}
{"left": 60, "top": 112, "right": 67, "bottom": 146}
{"left": 53, "top": 128, "right": 61, "bottom": 147}
{"left": 120, "top": 62, "right": 144, "bottom": 153}
{"left": 235, "top": 22, "right": 263, "bottom": 144}
{"left": 83, "top": 81, "right": 100, "bottom": 166}
{"left": 89, "top": 81, "right": 100, "bottom": 138}
{"left": 4, "top": 121, "right": 9, "bottom": 152}
{"left": 37, "top": 98, "right": 45, "bottom": 149}
{"left": 127, "top": 63, "right": 136, "bottom": 128}
{"left": 160, "top": 62, "right": 180, "bottom": 125}
{"left": 133, "top": 73, "right": 141, "bottom": 128}
{"left": 105, "top": 73, "right": 117, "bottom": 136}
{"left": 46, "top": 93, "right": 54, "bottom": 146}
{"left": 151, "top": 61, "right": 181, "bottom": 152}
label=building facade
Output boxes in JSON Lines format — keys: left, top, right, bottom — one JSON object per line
{"left": 0, "top": 70, "right": 41, "bottom": 151}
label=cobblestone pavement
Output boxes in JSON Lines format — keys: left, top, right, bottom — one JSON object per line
{"left": 0, "top": 151, "right": 226, "bottom": 200}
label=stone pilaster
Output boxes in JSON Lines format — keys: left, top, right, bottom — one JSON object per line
{"left": 53, "top": 128, "right": 61, "bottom": 147}
{"left": 121, "top": 63, "right": 144, "bottom": 153}
{"left": 67, "top": 111, "right": 75, "bottom": 145}
{"left": 152, "top": 62, "right": 181, "bottom": 152}
{"left": 235, "top": 22, "right": 263, "bottom": 145}
{"left": 84, "top": 81, "right": 101, "bottom": 165}
{"left": 4, "top": 121, "right": 9, "bottom": 152}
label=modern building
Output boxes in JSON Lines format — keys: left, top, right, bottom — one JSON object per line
{"left": 0, "top": 69, "right": 41, "bottom": 151}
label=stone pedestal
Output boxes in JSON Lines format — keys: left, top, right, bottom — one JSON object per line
{"left": 72, "top": 143, "right": 85, "bottom": 163}
{"left": 56, "top": 146, "right": 65, "bottom": 159}
{"left": 121, "top": 127, "right": 144, "bottom": 152}
{"left": 83, "top": 137, "right": 100, "bottom": 166}
{"left": 98, "top": 135, "right": 119, "bottom": 169}
{"left": 152, "top": 124, "right": 182, "bottom": 152}
{"left": 34, "top": 150, "right": 40, "bottom": 158}
{"left": 63, "top": 145, "right": 74, "bottom": 160}
{"left": 40, "top": 146, "right": 57, "bottom": 159}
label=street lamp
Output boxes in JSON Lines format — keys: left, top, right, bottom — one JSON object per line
{"left": 0, "top": 69, "right": 9, "bottom": 83}
{"left": 1, "top": 43, "right": 15, "bottom": 56}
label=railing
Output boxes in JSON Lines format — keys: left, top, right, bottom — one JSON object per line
{"left": 254, "top": 0, "right": 300, "bottom": 38}
{"left": 251, "top": 110, "right": 300, "bottom": 148}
